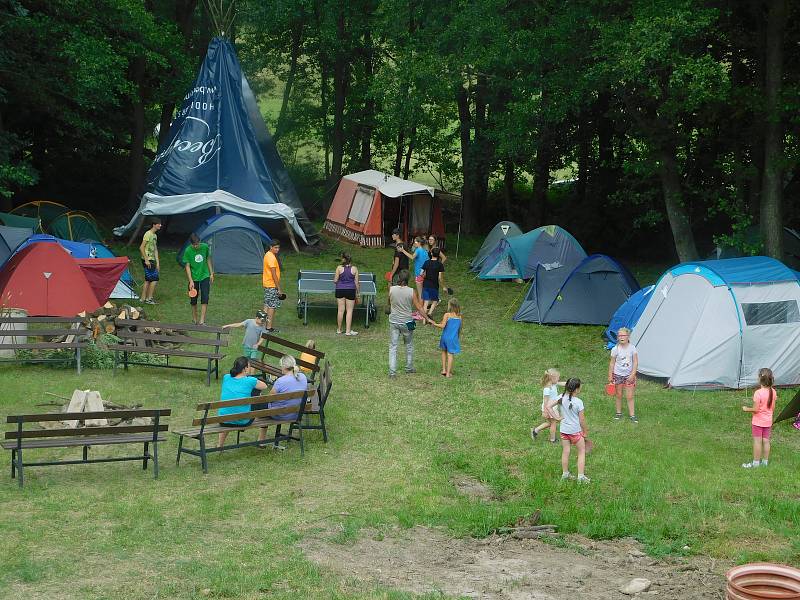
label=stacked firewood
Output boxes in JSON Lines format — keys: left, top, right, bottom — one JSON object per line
{"left": 77, "top": 302, "right": 145, "bottom": 340}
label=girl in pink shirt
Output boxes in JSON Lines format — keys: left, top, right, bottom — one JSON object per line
{"left": 741, "top": 368, "right": 776, "bottom": 468}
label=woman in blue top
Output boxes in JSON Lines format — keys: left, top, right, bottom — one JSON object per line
{"left": 217, "top": 356, "right": 268, "bottom": 447}
{"left": 412, "top": 237, "right": 429, "bottom": 299}
{"left": 333, "top": 252, "right": 360, "bottom": 336}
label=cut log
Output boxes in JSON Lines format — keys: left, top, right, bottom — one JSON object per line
{"left": 83, "top": 391, "right": 108, "bottom": 426}
{"left": 103, "top": 301, "right": 114, "bottom": 309}
{"left": 103, "top": 323, "right": 115, "bottom": 334}
{"left": 96, "top": 314, "right": 106, "bottom": 322}
{"left": 63, "top": 390, "right": 87, "bottom": 428}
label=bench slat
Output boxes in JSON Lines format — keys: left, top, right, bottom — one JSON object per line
{"left": 1, "top": 434, "right": 165, "bottom": 449}
{"left": 174, "top": 417, "right": 300, "bottom": 438}
{"left": 0, "top": 328, "right": 88, "bottom": 336}
{"left": 7, "top": 409, "right": 171, "bottom": 423}
{"left": 257, "top": 346, "right": 320, "bottom": 372}
{"left": 248, "top": 359, "right": 282, "bottom": 375}
{"left": 105, "top": 344, "right": 224, "bottom": 360}
{"left": 193, "top": 402, "right": 312, "bottom": 426}
{"left": 114, "top": 330, "right": 227, "bottom": 346}
{"left": 0, "top": 317, "right": 83, "bottom": 324}
{"left": 0, "top": 343, "right": 87, "bottom": 350}
{"left": 197, "top": 387, "right": 315, "bottom": 410}
{"left": 259, "top": 333, "right": 325, "bottom": 357}
{"left": 6, "top": 425, "right": 169, "bottom": 440}
{"left": 116, "top": 319, "right": 225, "bottom": 333}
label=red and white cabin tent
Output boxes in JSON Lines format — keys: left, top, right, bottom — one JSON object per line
{"left": 323, "top": 170, "right": 446, "bottom": 247}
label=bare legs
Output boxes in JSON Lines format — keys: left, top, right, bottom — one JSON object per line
{"left": 534, "top": 418, "right": 558, "bottom": 441}
{"left": 336, "top": 297, "right": 345, "bottom": 333}
{"left": 143, "top": 280, "right": 157, "bottom": 302}
{"left": 561, "top": 438, "right": 586, "bottom": 477}
{"left": 753, "top": 436, "right": 771, "bottom": 462}
{"left": 615, "top": 384, "right": 636, "bottom": 416}
{"left": 337, "top": 298, "right": 356, "bottom": 334}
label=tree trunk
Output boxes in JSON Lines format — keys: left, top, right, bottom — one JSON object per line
{"left": 456, "top": 85, "right": 475, "bottom": 233}
{"left": 760, "top": 0, "right": 786, "bottom": 259}
{"left": 596, "top": 94, "right": 615, "bottom": 204}
{"left": 320, "top": 62, "right": 331, "bottom": 181}
{"left": 328, "top": 8, "right": 347, "bottom": 188}
{"left": 576, "top": 113, "right": 589, "bottom": 206}
{"left": 274, "top": 21, "right": 303, "bottom": 144}
{"left": 394, "top": 129, "right": 405, "bottom": 177}
{"left": 530, "top": 129, "right": 551, "bottom": 229}
{"left": 402, "top": 124, "right": 416, "bottom": 179}
{"left": 359, "top": 30, "right": 374, "bottom": 170}
{"left": 503, "top": 159, "right": 514, "bottom": 220}
{"left": 656, "top": 143, "right": 699, "bottom": 262}
{"left": 127, "top": 55, "right": 147, "bottom": 213}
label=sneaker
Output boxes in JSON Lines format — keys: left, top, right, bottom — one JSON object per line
{"left": 577, "top": 475, "right": 591, "bottom": 484}
{"left": 389, "top": 373, "right": 397, "bottom": 379}
{"left": 265, "top": 327, "right": 280, "bottom": 333}
{"left": 345, "top": 331, "right": 359, "bottom": 336}
{"left": 613, "top": 412, "right": 623, "bottom": 420}
{"left": 405, "top": 368, "right": 416, "bottom": 374}
{"left": 742, "top": 461, "right": 760, "bottom": 468}
{"left": 761, "top": 460, "right": 769, "bottom": 467}
{"left": 143, "top": 298, "right": 156, "bottom": 305}
{"left": 560, "top": 471, "right": 574, "bottom": 481}
{"left": 530, "top": 428, "right": 538, "bottom": 441}
{"left": 630, "top": 415, "right": 639, "bottom": 423}
{"left": 550, "top": 438, "right": 558, "bottom": 444}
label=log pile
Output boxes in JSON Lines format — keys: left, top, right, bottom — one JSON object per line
{"left": 496, "top": 510, "right": 559, "bottom": 540}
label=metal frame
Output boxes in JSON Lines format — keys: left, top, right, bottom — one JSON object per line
{"left": 296, "top": 270, "right": 378, "bottom": 328}
{"left": 113, "top": 349, "right": 219, "bottom": 386}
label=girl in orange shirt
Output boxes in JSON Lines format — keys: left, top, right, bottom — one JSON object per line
{"left": 742, "top": 367, "right": 776, "bottom": 468}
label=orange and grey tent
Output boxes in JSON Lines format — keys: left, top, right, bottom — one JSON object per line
{"left": 323, "top": 170, "right": 446, "bottom": 247}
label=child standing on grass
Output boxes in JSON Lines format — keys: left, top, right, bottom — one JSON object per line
{"left": 432, "top": 298, "right": 462, "bottom": 377}
{"left": 742, "top": 367, "right": 776, "bottom": 468}
{"left": 546, "top": 377, "right": 590, "bottom": 483}
{"left": 222, "top": 311, "right": 268, "bottom": 359}
{"left": 531, "top": 368, "right": 565, "bottom": 443}
{"left": 608, "top": 327, "right": 639, "bottom": 423}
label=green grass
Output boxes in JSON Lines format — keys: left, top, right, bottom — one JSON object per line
{"left": 0, "top": 235, "right": 797, "bottom": 599}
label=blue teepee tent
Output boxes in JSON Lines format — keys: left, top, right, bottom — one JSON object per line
{"left": 114, "top": 37, "right": 316, "bottom": 244}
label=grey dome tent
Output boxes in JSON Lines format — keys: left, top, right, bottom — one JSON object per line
{"left": 513, "top": 254, "right": 640, "bottom": 325}
{"left": 470, "top": 221, "right": 523, "bottom": 273}
{"left": 0, "top": 224, "right": 34, "bottom": 269}
{"left": 178, "top": 213, "right": 271, "bottom": 274}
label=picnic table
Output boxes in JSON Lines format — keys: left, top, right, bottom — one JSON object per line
{"left": 296, "top": 270, "right": 377, "bottom": 328}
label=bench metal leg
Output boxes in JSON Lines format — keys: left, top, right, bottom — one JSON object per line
{"left": 152, "top": 441, "right": 159, "bottom": 479}
{"left": 299, "top": 425, "right": 305, "bottom": 456}
{"left": 124, "top": 350, "right": 129, "bottom": 371}
{"left": 16, "top": 449, "right": 23, "bottom": 488}
{"left": 76, "top": 347, "right": 82, "bottom": 376}
{"left": 83, "top": 445, "right": 89, "bottom": 463}
{"left": 303, "top": 295, "right": 308, "bottom": 325}
{"left": 11, "top": 449, "right": 16, "bottom": 479}
{"left": 176, "top": 436, "right": 184, "bottom": 465}
{"left": 199, "top": 436, "right": 209, "bottom": 474}
{"left": 320, "top": 408, "right": 328, "bottom": 443}
{"left": 206, "top": 358, "right": 212, "bottom": 386}
{"left": 143, "top": 442, "right": 149, "bottom": 470}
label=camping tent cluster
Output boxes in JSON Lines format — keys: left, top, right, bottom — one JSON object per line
{"left": 5, "top": 201, "right": 104, "bottom": 242}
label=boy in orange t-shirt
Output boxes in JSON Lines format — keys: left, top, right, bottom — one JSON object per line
{"left": 262, "top": 239, "right": 283, "bottom": 332}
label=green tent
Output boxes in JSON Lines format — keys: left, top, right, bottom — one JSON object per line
{"left": 11, "top": 200, "right": 69, "bottom": 229}
{"left": 49, "top": 211, "right": 103, "bottom": 242}
{"left": 0, "top": 211, "right": 40, "bottom": 232}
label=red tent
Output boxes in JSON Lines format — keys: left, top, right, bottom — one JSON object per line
{"left": 323, "top": 170, "right": 447, "bottom": 247}
{"left": 0, "top": 242, "right": 128, "bottom": 316}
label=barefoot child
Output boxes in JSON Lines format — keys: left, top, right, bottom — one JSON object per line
{"left": 531, "top": 368, "right": 565, "bottom": 443}
{"left": 433, "top": 298, "right": 462, "bottom": 377}
{"left": 608, "top": 327, "right": 638, "bottom": 422}
{"left": 222, "top": 311, "right": 268, "bottom": 359}
{"left": 546, "top": 378, "right": 590, "bottom": 483}
{"left": 742, "top": 368, "right": 776, "bottom": 468}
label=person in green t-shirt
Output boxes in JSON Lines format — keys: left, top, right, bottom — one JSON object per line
{"left": 183, "top": 233, "right": 215, "bottom": 324}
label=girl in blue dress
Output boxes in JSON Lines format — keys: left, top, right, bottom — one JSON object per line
{"left": 434, "top": 298, "right": 462, "bottom": 378}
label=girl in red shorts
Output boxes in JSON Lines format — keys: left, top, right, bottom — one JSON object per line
{"left": 546, "top": 377, "right": 590, "bottom": 483}
{"left": 742, "top": 368, "right": 776, "bottom": 468}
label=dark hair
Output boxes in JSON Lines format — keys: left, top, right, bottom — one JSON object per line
{"left": 230, "top": 356, "right": 250, "bottom": 377}
{"left": 758, "top": 368, "right": 775, "bottom": 409}
{"left": 270, "top": 239, "right": 280, "bottom": 248}
{"left": 431, "top": 247, "right": 440, "bottom": 258}
{"left": 341, "top": 252, "right": 352, "bottom": 265}
{"left": 256, "top": 310, "right": 267, "bottom": 320}
{"left": 149, "top": 217, "right": 161, "bottom": 226}
{"left": 557, "top": 377, "right": 582, "bottom": 411}
{"left": 392, "top": 227, "right": 401, "bottom": 236}
{"left": 190, "top": 233, "right": 200, "bottom": 245}
{"left": 396, "top": 269, "right": 409, "bottom": 285}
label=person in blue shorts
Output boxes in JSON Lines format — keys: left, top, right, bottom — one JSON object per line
{"left": 420, "top": 247, "right": 446, "bottom": 316}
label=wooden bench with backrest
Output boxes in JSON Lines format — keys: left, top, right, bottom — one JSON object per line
{"left": 295, "top": 359, "right": 332, "bottom": 442}
{"left": 173, "top": 385, "right": 316, "bottom": 473}
{"left": 249, "top": 332, "right": 325, "bottom": 383}
{"left": 106, "top": 319, "right": 228, "bottom": 385}
{"left": 2, "top": 409, "right": 171, "bottom": 487}
{"left": 0, "top": 316, "right": 89, "bottom": 374}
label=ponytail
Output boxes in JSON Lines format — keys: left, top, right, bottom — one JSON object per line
{"left": 230, "top": 356, "right": 249, "bottom": 377}
{"left": 557, "top": 377, "right": 581, "bottom": 411}
{"left": 758, "top": 368, "right": 775, "bottom": 409}
{"left": 280, "top": 354, "right": 301, "bottom": 380}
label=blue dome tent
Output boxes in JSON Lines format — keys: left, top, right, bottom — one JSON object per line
{"left": 178, "top": 213, "right": 272, "bottom": 274}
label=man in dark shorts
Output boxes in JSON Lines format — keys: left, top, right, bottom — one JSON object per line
{"left": 139, "top": 217, "right": 161, "bottom": 304}
{"left": 183, "top": 233, "right": 214, "bottom": 324}
{"left": 420, "top": 247, "right": 446, "bottom": 316}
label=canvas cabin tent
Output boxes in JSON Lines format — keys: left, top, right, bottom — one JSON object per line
{"left": 513, "top": 254, "right": 640, "bottom": 325}
{"left": 323, "top": 170, "right": 446, "bottom": 247}
{"left": 0, "top": 242, "right": 128, "bottom": 316}
{"left": 177, "top": 213, "right": 271, "bottom": 274}
{"left": 479, "top": 225, "right": 586, "bottom": 280}
{"left": 604, "top": 285, "right": 655, "bottom": 348}
{"left": 0, "top": 225, "right": 33, "bottom": 269}
{"left": 114, "top": 37, "right": 316, "bottom": 246}
{"left": 631, "top": 257, "right": 800, "bottom": 389}
{"left": 470, "top": 221, "right": 523, "bottom": 273}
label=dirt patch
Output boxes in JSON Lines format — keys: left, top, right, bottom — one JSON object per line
{"left": 452, "top": 476, "right": 496, "bottom": 500}
{"left": 300, "top": 526, "right": 727, "bottom": 599}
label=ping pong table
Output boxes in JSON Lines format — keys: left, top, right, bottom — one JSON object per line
{"left": 297, "top": 270, "right": 378, "bottom": 327}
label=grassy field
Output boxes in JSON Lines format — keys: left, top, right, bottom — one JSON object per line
{"left": 0, "top": 235, "right": 798, "bottom": 599}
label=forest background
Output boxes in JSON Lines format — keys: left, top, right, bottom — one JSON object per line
{"left": 1, "top": 0, "right": 799, "bottom": 261}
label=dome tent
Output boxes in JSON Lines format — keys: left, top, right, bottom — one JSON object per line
{"left": 49, "top": 211, "right": 103, "bottom": 242}
{"left": 0, "top": 224, "right": 34, "bottom": 269}
{"left": 514, "top": 254, "right": 640, "bottom": 325}
{"left": 478, "top": 225, "right": 586, "bottom": 280}
{"left": 469, "top": 221, "right": 523, "bottom": 273}
{"left": 604, "top": 285, "right": 655, "bottom": 348}
{"left": 177, "top": 213, "right": 272, "bottom": 274}
{"left": 631, "top": 257, "right": 800, "bottom": 389}
{"left": 10, "top": 200, "right": 69, "bottom": 229}
{"left": 0, "top": 211, "right": 40, "bottom": 232}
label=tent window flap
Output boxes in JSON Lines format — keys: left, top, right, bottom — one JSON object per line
{"left": 348, "top": 185, "right": 375, "bottom": 224}
{"left": 742, "top": 300, "right": 800, "bottom": 325}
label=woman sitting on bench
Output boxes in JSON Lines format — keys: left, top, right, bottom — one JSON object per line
{"left": 266, "top": 355, "right": 308, "bottom": 421}
{"left": 217, "top": 357, "right": 268, "bottom": 448}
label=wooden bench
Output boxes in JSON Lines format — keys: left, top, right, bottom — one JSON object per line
{"left": 173, "top": 386, "right": 316, "bottom": 472}
{"left": 2, "top": 409, "right": 170, "bottom": 487}
{"left": 297, "top": 359, "right": 332, "bottom": 442}
{"left": 250, "top": 332, "right": 325, "bottom": 383}
{"left": 0, "top": 316, "right": 89, "bottom": 374}
{"left": 107, "top": 319, "right": 228, "bottom": 386}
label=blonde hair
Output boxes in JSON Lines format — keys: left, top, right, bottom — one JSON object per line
{"left": 447, "top": 298, "right": 461, "bottom": 315}
{"left": 540, "top": 368, "right": 560, "bottom": 386}
{"left": 280, "top": 354, "right": 301, "bottom": 380}
{"left": 305, "top": 340, "right": 316, "bottom": 350}
{"left": 617, "top": 327, "right": 631, "bottom": 337}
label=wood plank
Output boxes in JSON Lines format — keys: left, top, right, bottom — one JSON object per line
{"left": 258, "top": 333, "right": 325, "bottom": 357}
{"left": 0, "top": 328, "right": 87, "bottom": 336}
{"left": 5, "top": 424, "right": 169, "bottom": 439}
{"left": 116, "top": 319, "right": 225, "bottom": 333}
{"left": 175, "top": 416, "right": 305, "bottom": 437}
{"left": 114, "top": 330, "right": 227, "bottom": 346}
{"left": 7, "top": 409, "right": 172, "bottom": 423}
{"left": 0, "top": 343, "right": 86, "bottom": 350}
{"left": 104, "top": 345, "right": 224, "bottom": 359}
{"left": 198, "top": 387, "right": 315, "bottom": 410}
{"left": 193, "top": 404, "right": 305, "bottom": 426}
{"left": 64, "top": 390, "right": 87, "bottom": 428}
{"left": 248, "top": 359, "right": 282, "bottom": 375}
{"left": 1, "top": 434, "right": 166, "bottom": 449}
{"left": 0, "top": 317, "right": 83, "bottom": 324}
{"left": 83, "top": 391, "right": 108, "bottom": 427}
{"left": 257, "top": 347, "right": 320, "bottom": 371}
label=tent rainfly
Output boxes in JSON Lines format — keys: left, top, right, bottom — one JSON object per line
{"left": 513, "top": 254, "right": 640, "bottom": 325}
{"left": 114, "top": 37, "right": 316, "bottom": 246}
{"left": 604, "top": 285, "right": 655, "bottom": 348}
{"left": 479, "top": 225, "right": 586, "bottom": 280}
{"left": 323, "top": 170, "right": 446, "bottom": 247}
{"left": 49, "top": 211, "right": 103, "bottom": 242}
{"left": 470, "top": 221, "right": 523, "bottom": 273}
{"left": 0, "top": 211, "right": 40, "bottom": 232}
{"left": 10, "top": 201, "right": 69, "bottom": 229}
{"left": 631, "top": 257, "right": 800, "bottom": 389}
{"left": 177, "top": 213, "right": 272, "bottom": 274}
{"left": 0, "top": 225, "right": 34, "bottom": 269}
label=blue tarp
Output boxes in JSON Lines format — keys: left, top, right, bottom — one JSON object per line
{"left": 604, "top": 285, "right": 655, "bottom": 348}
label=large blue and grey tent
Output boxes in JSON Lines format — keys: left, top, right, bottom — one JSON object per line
{"left": 469, "top": 221, "right": 523, "bottom": 273}
{"left": 478, "top": 225, "right": 586, "bottom": 280}
{"left": 514, "top": 254, "right": 640, "bottom": 325}
{"left": 177, "top": 213, "right": 272, "bottom": 274}
{"left": 115, "top": 37, "right": 317, "bottom": 245}
{"left": 604, "top": 285, "right": 655, "bottom": 348}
